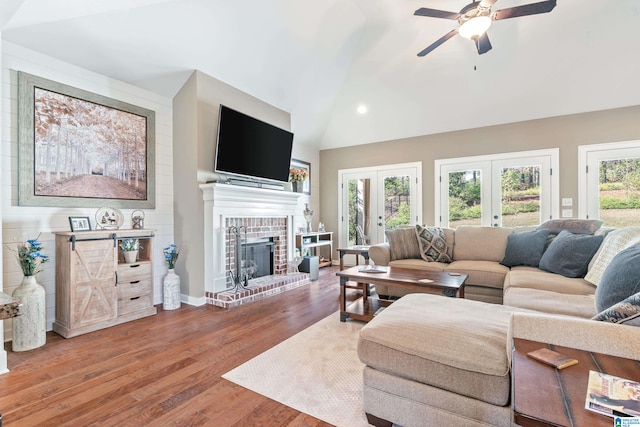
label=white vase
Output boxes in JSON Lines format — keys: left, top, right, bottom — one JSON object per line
{"left": 123, "top": 250, "right": 138, "bottom": 263}
{"left": 12, "top": 275, "right": 46, "bottom": 352}
{"left": 163, "top": 269, "right": 181, "bottom": 310}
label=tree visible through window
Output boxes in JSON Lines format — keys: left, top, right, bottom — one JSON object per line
{"left": 599, "top": 158, "right": 640, "bottom": 227}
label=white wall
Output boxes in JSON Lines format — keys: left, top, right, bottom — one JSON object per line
{"left": 1, "top": 41, "right": 174, "bottom": 342}
{"left": 0, "top": 32, "right": 6, "bottom": 373}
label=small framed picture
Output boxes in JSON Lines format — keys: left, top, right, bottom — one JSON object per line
{"left": 69, "top": 216, "right": 91, "bottom": 232}
{"left": 290, "top": 158, "right": 311, "bottom": 195}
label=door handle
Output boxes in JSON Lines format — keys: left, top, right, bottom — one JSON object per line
{"left": 378, "top": 223, "right": 383, "bottom": 226}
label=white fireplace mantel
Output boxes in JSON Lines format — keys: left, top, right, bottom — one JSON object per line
{"left": 200, "top": 182, "right": 305, "bottom": 293}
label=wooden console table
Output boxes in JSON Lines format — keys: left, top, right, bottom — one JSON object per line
{"left": 512, "top": 338, "right": 640, "bottom": 427}
{"left": 296, "top": 231, "right": 333, "bottom": 267}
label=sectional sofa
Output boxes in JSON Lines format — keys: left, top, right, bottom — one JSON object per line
{"left": 358, "top": 221, "right": 640, "bottom": 427}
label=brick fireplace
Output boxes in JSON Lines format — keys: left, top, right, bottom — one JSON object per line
{"left": 224, "top": 217, "right": 287, "bottom": 284}
{"left": 200, "top": 183, "right": 309, "bottom": 307}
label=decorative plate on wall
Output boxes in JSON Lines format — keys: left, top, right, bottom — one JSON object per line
{"left": 95, "top": 206, "right": 124, "bottom": 230}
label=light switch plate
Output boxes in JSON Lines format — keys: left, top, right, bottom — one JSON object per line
{"left": 562, "top": 209, "right": 573, "bottom": 218}
{"left": 562, "top": 198, "right": 573, "bottom": 207}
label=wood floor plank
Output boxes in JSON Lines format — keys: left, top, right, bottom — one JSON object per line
{"left": 1, "top": 266, "right": 364, "bottom": 426}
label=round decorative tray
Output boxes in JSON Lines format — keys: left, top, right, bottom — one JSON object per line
{"left": 95, "top": 207, "right": 124, "bottom": 230}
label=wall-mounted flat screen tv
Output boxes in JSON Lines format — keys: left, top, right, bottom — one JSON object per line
{"left": 214, "top": 105, "right": 294, "bottom": 183}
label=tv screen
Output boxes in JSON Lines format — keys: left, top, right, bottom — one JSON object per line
{"left": 215, "top": 105, "right": 294, "bottom": 183}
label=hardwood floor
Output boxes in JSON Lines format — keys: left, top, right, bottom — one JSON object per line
{"left": 1, "top": 266, "right": 363, "bottom": 426}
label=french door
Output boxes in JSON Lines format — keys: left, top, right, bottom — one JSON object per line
{"left": 436, "top": 150, "right": 558, "bottom": 228}
{"left": 339, "top": 163, "right": 422, "bottom": 249}
{"left": 579, "top": 140, "right": 640, "bottom": 227}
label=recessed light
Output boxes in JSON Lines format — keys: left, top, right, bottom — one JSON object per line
{"left": 357, "top": 105, "right": 367, "bottom": 114}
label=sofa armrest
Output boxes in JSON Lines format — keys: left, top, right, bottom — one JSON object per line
{"left": 508, "top": 312, "right": 640, "bottom": 361}
{"left": 369, "top": 243, "right": 390, "bottom": 266}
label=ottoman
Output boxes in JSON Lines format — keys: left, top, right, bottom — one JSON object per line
{"left": 357, "top": 293, "right": 526, "bottom": 427}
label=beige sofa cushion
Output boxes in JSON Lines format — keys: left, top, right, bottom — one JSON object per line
{"left": 453, "top": 226, "right": 513, "bottom": 262}
{"left": 503, "top": 288, "right": 596, "bottom": 318}
{"left": 446, "top": 260, "right": 510, "bottom": 289}
{"left": 358, "top": 294, "right": 527, "bottom": 406}
{"left": 388, "top": 259, "right": 448, "bottom": 271}
{"left": 464, "top": 285, "right": 503, "bottom": 304}
{"left": 506, "top": 267, "right": 596, "bottom": 295}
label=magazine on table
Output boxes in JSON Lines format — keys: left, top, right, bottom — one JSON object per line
{"left": 358, "top": 265, "right": 387, "bottom": 273}
{"left": 585, "top": 371, "right": 640, "bottom": 418}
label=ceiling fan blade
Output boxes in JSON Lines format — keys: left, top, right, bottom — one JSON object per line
{"left": 417, "top": 29, "right": 458, "bottom": 57}
{"left": 492, "top": 0, "right": 556, "bottom": 20}
{"left": 414, "top": 7, "right": 460, "bottom": 20}
{"left": 474, "top": 33, "right": 492, "bottom": 55}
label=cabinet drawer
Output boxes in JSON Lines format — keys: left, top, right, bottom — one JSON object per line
{"left": 118, "top": 279, "right": 152, "bottom": 299}
{"left": 118, "top": 294, "right": 153, "bottom": 315}
{"left": 117, "top": 262, "right": 152, "bottom": 282}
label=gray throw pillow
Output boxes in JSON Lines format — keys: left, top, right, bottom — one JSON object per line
{"left": 385, "top": 227, "right": 421, "bottom": 261}
{"left": 594, "top": 244, "right": 640, "bottom": 312}
{"left": 536, "top": 219, "right": 604, "bottom": 235}
{"left": 592, "top": 291, "right": 640, "bottom": 326}
{"left": 500, "top": 229, "right": 551, "bottom": 267}
{"left": 539, "top": 230, "right": 603, "bottom": 278}
{"left": 415, "top": 225, "right": 452, "bottom": 263}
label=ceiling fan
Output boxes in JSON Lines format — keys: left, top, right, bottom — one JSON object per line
{"left": 414, "top": 0, "right": 557, "bottom": 57}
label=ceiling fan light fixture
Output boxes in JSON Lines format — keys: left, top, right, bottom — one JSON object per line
{"left": 458, "top": 16, "right": 492, "bottom": 39}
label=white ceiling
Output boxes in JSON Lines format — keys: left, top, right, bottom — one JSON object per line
{"left": 3, "top": 0, "right": 640, "bottom": 149}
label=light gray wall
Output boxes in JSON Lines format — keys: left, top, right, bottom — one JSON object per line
{"left": 173, "top": 70, "right": 319, "bottom": 301}
{"left": 319, "top": 105, "right": 640, "bottom": 243}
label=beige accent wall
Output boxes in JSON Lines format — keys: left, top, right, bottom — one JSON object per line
{"left": 320, "top": 105, "right": 640, "bottom": 246}
{"left": 173, "top": 70, "right": 320, "bottom": 301}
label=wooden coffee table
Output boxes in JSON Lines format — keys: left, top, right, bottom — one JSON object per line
{"left": 336, "top": 266, "right": 467, "bottom": 322}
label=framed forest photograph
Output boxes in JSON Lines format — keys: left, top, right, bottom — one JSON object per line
{"left": 18, "top": 71, "right": 156, "bottom": 208}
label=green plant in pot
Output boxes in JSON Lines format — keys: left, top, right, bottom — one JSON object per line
{"left": 120, "top": 238, "right": 142, "bottom": 263}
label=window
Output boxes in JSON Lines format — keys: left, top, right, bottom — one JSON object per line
{"left": 339, "top": 163, "right": 422, "bottom": 247}
{"left": 436, "top": 149, "right": 559, "bottom": 227}
{"left": 579, "top": 140, "right": 640, "bottom": 227}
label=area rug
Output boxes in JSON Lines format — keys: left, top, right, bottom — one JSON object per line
{"left": 222, "top": 313, "right": 368, "bottom": 427}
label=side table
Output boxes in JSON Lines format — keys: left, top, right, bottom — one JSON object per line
{"left": 338, "top": 245, "right": 372, "bottom": 295}
{"left": 512, "top": 338, "right": 640, "bottom": 427}
{"left": 337, "top": 245, "right": 370, "bottom": 270}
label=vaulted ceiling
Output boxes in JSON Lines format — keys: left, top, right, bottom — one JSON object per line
{"left": 2, "top": 0, "right": 639, "bottom": 149}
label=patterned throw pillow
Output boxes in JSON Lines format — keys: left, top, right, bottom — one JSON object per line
{"left": 585, "top": 226, "right": 640, "bottom": 286}
{"left": 592, "top": 291, "right": 640, "bottom": 327}
{"left": 415, "top": 225, "right": 452, "bottom": 263}
{"left": 385, "top": 227, "right": 421, "bottom": 261}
